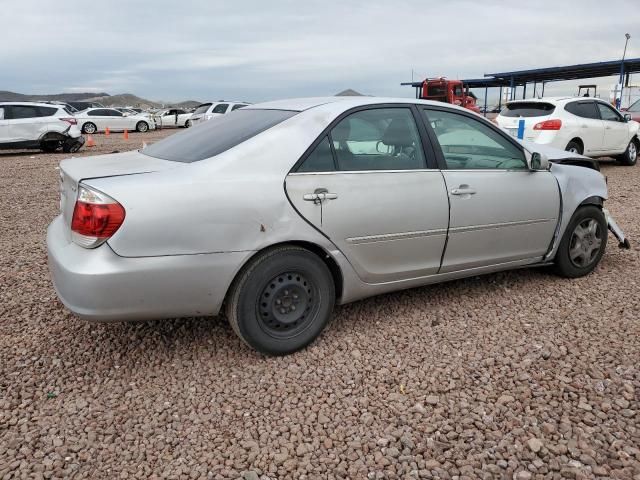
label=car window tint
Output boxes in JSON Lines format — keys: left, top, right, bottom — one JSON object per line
{"left": 212, "top": 103, "right": 229, "bottom": 114}
{"left": 88, "top": 109, "right": 103, "bottom": 116}
{"left": 231, "top": 104, "right": 247, "bottom": 111}
{"left": 330, "top": 108, "right": 425, "bottom": 171}
{"left": 565, "top": 101, "right": 599, "bottom": 119}
{"left": 105, "top": 109, "right": 122, "bottom": 117}
{"left": 501, "top": 102, "right": 555, "bottom": 117}
{"left": 424, "top": 109, "right": 526, "bottom": 170}
{"left": 629, "top": 99, "right": 640, "bottom": 112}
{"left": 6, "top": 105, "right": 41, "bottom": 119}
{"left": 297, "top": 136, "right": 335, "bottom": 172}
{"left": 142, "top": 109, "right": 297, "bottom": 163}
{"left": 38, "top": 106, "right": 57, "bottom": 117}
{"left": 596, "top": 103, "right": 621, "bottom": 122}
{"left": 0, "top": 107, "right": 4, "bottom": 119}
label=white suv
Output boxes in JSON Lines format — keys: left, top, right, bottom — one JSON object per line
{"left": 0, "top": 102, "right": 84, "bottom": 153}
{"left": 190, "top": 101, "right": 250, "bottom": 125}
{"left": 496, "top": 97, "right": 639, "bottom": 166}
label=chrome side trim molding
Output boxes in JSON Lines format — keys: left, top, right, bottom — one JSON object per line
{"left": 346, "top": 229, "right": 447, "bottom": 244}
{"left": 449, "top": 218, "right": 553, "bottom": 233}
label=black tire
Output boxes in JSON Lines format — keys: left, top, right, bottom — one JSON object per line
{"left": 82, "top": 122, "right": 97, "bottom": 134}
{"left": 565, "top": 140, "right": 583, "bottom": 155}
{"left": 136, "top": 121, "right": 149, "bottom": 133}
{"left": 553, "top": 205, "right": 607, "bottom": 278}
{"left": 226, "top": 246, "right": 335, "bottom": 355}
{"left": 41, "top": 139, "right": 61, "bottom": 153}
{"left": 184, "top": 119, "right": 191, "bottom": 128}
{"left": 616, "top": 138, "right": 638, "bottom": 166}
{"left": 63, "top": 140, "right": 82, "bottom": 153}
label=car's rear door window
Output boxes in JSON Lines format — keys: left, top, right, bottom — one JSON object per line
{"left": 193, "top": 103, "right": 211, "bottom": 115}
{"left": 500, "top": 102, "right": 556, "bottom": 117}
{"left": 424, "top": 108, "right": 526, "bottom": 170}
{"left": 142, "top": 109, "right": 297, "bottom": 162}
{"left": 296, "top": 136, "right": 335, "bottom": 172}
{"left": 329, "top": 108, "right": 426, "bottom": 171}
{"left": 6, "top": 105, "right": 40, "bottom": 119}
{"left": 565, "top": 101, "right": 599, "bottom": 119}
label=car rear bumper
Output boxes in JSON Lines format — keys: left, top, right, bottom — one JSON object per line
{"left": 46, "top": 215, "right": 249, "bottom": 321}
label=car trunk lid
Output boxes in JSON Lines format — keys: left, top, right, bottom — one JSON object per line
{"left": 497, "top": 101, "right": 557, "bottom": 140}
{"left": 58, "top": 150, "right": 180, "bottom": 240}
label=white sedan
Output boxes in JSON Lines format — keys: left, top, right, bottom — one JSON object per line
{"left": 154, "top": 108, "right": 193, "bottom": 128}
{"left": 496, "top": 97, "right": 639, "bottom": 166}
{"left": 75, "top": 108, "right": 156, "bottom": 134}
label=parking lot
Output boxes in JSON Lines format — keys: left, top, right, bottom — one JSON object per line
{"left": 1, "top": 132, "right": 639, "bottom": 479}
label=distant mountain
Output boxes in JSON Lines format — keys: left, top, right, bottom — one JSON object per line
{"left": 0, "top": 90, "right": 201, "bottom": 109}
{"left": 0, "top": 90, "right": 110, "bottom": 102}
{"left": 335, "top": 88, "right": 364, "bottom": 96}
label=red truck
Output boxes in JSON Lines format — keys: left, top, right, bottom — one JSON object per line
{"left": 404, "top": 77, "right": 481, "bottom": 113}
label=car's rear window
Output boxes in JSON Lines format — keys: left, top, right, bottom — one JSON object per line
{"left": 142, "top": 109, "right": 297, "bottom": 163}
{"left": 501, "top": 102, "right": 556, "bottom": 117}
{"left": 193, "top": 103, "right": 212, "bottom": 114}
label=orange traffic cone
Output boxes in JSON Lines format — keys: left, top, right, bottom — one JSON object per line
{"left": 123, "top": 129, "right": 129, "bottom": 140}
{"left": 105, "top": 127, "right": 110, "bottom": 136}
{"left": 86, "top": 135, "right": 95, "bottom": 147}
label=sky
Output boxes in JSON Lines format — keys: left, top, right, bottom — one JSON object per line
{"left": 1, "top": 0, "right": 639, "bottom": 104}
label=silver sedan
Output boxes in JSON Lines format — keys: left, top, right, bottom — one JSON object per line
{"left": 47, "top": 97, "right": 629, "bottom": 355}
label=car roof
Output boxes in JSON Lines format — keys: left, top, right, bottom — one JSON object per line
{"left": 505, "top": 96, "right": 614, "bottom": 106}
{"left": 246, "top": 96, "right": 474, "bottom": 113}
{"left": 0, "top": 101, "right": 66, "bottom": 108}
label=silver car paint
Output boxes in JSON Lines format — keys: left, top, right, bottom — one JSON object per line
{"left": 48, "top": 96, "right": 615, "bottom": 322}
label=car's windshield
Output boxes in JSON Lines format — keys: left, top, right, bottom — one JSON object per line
{"left": 193, "top": 103, "right": 212, "bottom": 114}
{"left": 142, "top": 109, "right": 297, "bottom": 162}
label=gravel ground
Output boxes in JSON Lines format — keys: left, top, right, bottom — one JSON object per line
{"left": 1, "top": 131, "right": 639, "bottom": 479}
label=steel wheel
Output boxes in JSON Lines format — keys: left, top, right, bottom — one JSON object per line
{"left": 257, "top": 272, "right": 319, "bottom": 339}
{"left": 568, "top": 218, "right": 603, "bottom": 268}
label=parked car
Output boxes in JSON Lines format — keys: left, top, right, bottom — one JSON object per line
{"left": 496, "top": 97, "right": 639, "bottom": 166}
{"left": 0, "top": 102, "right": 84, "bottom": 153}
{"left": 154, "top": 108, "right": 193, "bottom": 128}
{"left": 75, "top": 108, "right": 155, "bottom": 134}
{"left": 47, "top": 97, "right": 629, "bottom": 355}
{"left": 67, "top": 101, "right": 104, "bottom": 111}
{"left": 190, "top": 101, "right": 249, "bottom": 125}
{"left": 621, "top": 98, "right": 640, "bottom": 123}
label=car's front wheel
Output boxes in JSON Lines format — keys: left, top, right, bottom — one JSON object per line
{"left": 184, "top": 119, "right": 191, "bottom": 128}
{"left": 82, "top": 122, "right": 97, "bottom": 134}
{"left": 616, "top": 138, "right": 638, "bottom": 166}
{"left": 226, "top": 246, "right": 335, "bottom": 355}
{"left": 553, "top": 205, "right": 607, "bottom": 278}
{"left": 136, "top": 121, "right": 149, "bottom": 133}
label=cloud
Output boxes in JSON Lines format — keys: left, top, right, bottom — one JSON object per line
{"left": 1, "top": 0, "right": 638, "bottom": 102}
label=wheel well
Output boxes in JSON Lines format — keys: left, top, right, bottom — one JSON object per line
{"left": 579, "top": 196, "right": 604, "bottom": 208}
{"left": 568, "top": 137, "right": 584, "bottom": 151}
{"left": 227, "top": 241, "right": 344, "bottom": 304}
{"left": 40, "top": 131, "right": 66, "bottom": 142}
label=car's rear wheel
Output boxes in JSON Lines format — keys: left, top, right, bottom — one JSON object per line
{"left": 82, "top": 122, "right": 97, "bottom": 134}
{"left": 226, "top": 246, "right": 335, "bottom": 355}
{"left": 41, "top": 139, "right": 62, "bottom": 153}
{"left": 616, "top": 138, "right": 638, "bottom": 166}
{"left": 184, "top": 120, "right": 191, "bottom": 128}
{"left": 553, "top": 205, "right": 607, "bottom": 278}
{"left": 565, "top": 140, "right": 583, "bottom": 155}
{"left": 136, "top": 121, "right": 149, "bottom": 133}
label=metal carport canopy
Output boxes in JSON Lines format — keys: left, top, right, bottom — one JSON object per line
{"left": 481, "top": 57, "right": 640, "bottom": 85}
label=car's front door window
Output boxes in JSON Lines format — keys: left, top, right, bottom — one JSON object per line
{"left": 596, "top": 103, "right": 622, "bottom": 122}
{"left": 423, "top": 109, "right": 526, "bottom": 170}
{"left": 330, "top": 108, "right": 425, "bottom": 171}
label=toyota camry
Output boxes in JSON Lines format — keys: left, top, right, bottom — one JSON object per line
{"left": 47, "top": 97, "right": 629, "bottom": 355}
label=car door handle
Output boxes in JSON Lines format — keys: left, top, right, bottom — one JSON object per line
{"left": 303, "top": 189, "right": 338, "bottom": 203}
{"left": 451, "top": 187, "right": 476, "bottom": 195}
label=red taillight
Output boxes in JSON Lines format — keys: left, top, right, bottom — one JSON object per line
{"left": 533, "top": 119, "right": 562, "bottom": 130}
{"left": 60, "top": 117, "right": 77, "bottom": 125}
{"left": 71, "top": 185, "right": 125, "bottom": 248}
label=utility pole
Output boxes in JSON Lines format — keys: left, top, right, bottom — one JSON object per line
{"left": 618, "top": 33, "right": 631, "bottom": 109}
